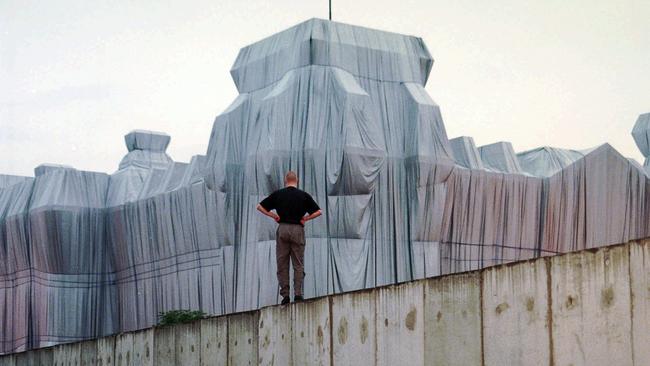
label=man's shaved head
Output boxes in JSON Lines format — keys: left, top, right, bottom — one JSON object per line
{"left": 285, "top": 171, "right": 298, "bottom": 184}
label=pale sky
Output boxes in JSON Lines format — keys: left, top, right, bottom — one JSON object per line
{"left": 1, "top": 0, "right": 649, "bottom": 177}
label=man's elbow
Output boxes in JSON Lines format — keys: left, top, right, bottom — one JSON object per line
{"left": 256, "top": 204, "right": 265, "bottom": 213}
{"left": 313, "top": 210, "right": 323, "bottom": 218}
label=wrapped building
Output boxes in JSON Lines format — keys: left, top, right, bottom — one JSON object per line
{"left": 1, "top": 18, "right": 649, "bottom": 354}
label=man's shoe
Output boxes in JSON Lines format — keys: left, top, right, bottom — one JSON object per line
{"left": 281, "top": 296, "right": 290, "bottom": 305}
{"left": 294, "top": 295, "right": 304, "bottom": 302}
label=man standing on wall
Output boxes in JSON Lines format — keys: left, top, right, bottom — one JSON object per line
{"left": 257, "top": 171, "right": 322, "bottom": 305}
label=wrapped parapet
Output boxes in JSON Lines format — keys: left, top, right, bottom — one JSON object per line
{"left": 34, "top": 163, "right": 74, "bottom": 177}
{"left": 449, "top": 136, "right": 485, "bottom": 169}
{"left": 478, "top": 141, "right": 524, "bottom": 174}
{"left": 119, "top": 130, "right": 173, "bottom": 170}
{"left": 108, "top": 130, "right": 175, "bottom": 206}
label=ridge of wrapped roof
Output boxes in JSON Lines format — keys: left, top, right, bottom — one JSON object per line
{"left": 517, "top": 146, "right": 584, "bottom": 177}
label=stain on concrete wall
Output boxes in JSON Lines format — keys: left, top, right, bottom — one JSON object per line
{"left": 551, "top": 246, "right": 632, "bottom": 366}
{"left": 228, "top": 312, "right": 258, "bottom": 366}
{"left": 332, "top": 290, "right": 377, "bottom": 365}
{"left": 483, "top": 259, "right": 550, "bottom": 365}
{"left": 292, "top": 297, "right": 330, "bottom": 366}
{"left": 199, "top": 317, "right": 227, "bottom": 366}
{"left": 425, "top": 272, "right": 481, "bottom": 366}
{"left": 258, "top": 305, "right": 291, "bottom": 366}
{"left": 377, "top": 282, "right": 424, "bottom": 365}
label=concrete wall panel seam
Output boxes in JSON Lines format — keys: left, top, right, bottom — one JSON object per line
{"left": 545, "top": 258, "right": 554, "bottom": 366}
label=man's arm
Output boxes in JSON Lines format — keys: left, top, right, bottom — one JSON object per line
{"left": 300, "top": 210, "right": 322, "bottom": 225}
{"left": 301, "top": 194, "right": 321, "bottom": 225}
{"left": 257, "top": 204, "right": 280, "bottom": 222}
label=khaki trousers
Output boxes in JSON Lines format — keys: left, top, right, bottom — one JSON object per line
{"left": 276, "top": 223, "right": 305, "bottom": 298}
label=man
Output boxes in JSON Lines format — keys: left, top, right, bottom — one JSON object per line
{"left": 257, "top": 171, "right": 322, "bottom": 305}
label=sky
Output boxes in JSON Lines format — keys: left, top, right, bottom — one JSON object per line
{"left": 1, "top": 0, "right": 649, "bottom": 177}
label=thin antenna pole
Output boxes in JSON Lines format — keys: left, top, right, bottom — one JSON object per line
{"left": 329, "top": 0, "right": 332, "bottom": 20}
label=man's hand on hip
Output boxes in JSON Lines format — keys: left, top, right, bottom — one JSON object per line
{"left": 301, "top": 210, "right": 322, "bottom": 226}
{"left": 257, "top": 204, "right": 281, "bottom": 223}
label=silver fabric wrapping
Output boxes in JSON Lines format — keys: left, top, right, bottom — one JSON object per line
{"left": 478, "top": 141, "right": 524, "bottom": 174}
{"left": 632, "top": 113, "right": 650, "bottom": 156}
{"left": 517, "top": 146, "right": 584, "bottom": 177}
{"left": 0, "top": 174, "right": 31, "bottom": 189}
{"left": 632, "top": 113, "right": 650, "bottom": 173}
{"left": 1, "top": 18, "right": 650, "bottom": 354}
{"left": 449, "top": 136, "right": 485, "bottom": 169}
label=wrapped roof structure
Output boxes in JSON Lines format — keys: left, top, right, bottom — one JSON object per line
{"left": 632, "top": 112, "right": 650, "bottom": 174}
{"left": 449, "top": 136, "right": 485, "bottom": 170}
{"left": 1, "top": 18, "right": 649, "bottom": 354}
{"left": 478, "top": 141, "right": 524, "bottom": 174}
{"left": 517, "top": 146, "right": 584, "bottom": 177}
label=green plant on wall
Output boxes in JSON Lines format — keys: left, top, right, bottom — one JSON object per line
{"left": 158, "top": 310, "right": 206, "bottom": 326}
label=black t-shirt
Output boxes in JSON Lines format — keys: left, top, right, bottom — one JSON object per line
{"left": 259, "top": 186, "right": 320, "bottom": 225}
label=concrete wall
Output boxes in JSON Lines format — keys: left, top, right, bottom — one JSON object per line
{"left": 2, "top": 240, "right": 648, "bottom": 366}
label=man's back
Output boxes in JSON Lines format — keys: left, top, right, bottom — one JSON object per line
{"left": 259, "top": 186, "right": 319, "bottom": 225}
{"left": 257, "top": 171, "right": 322, "bottom": 304}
